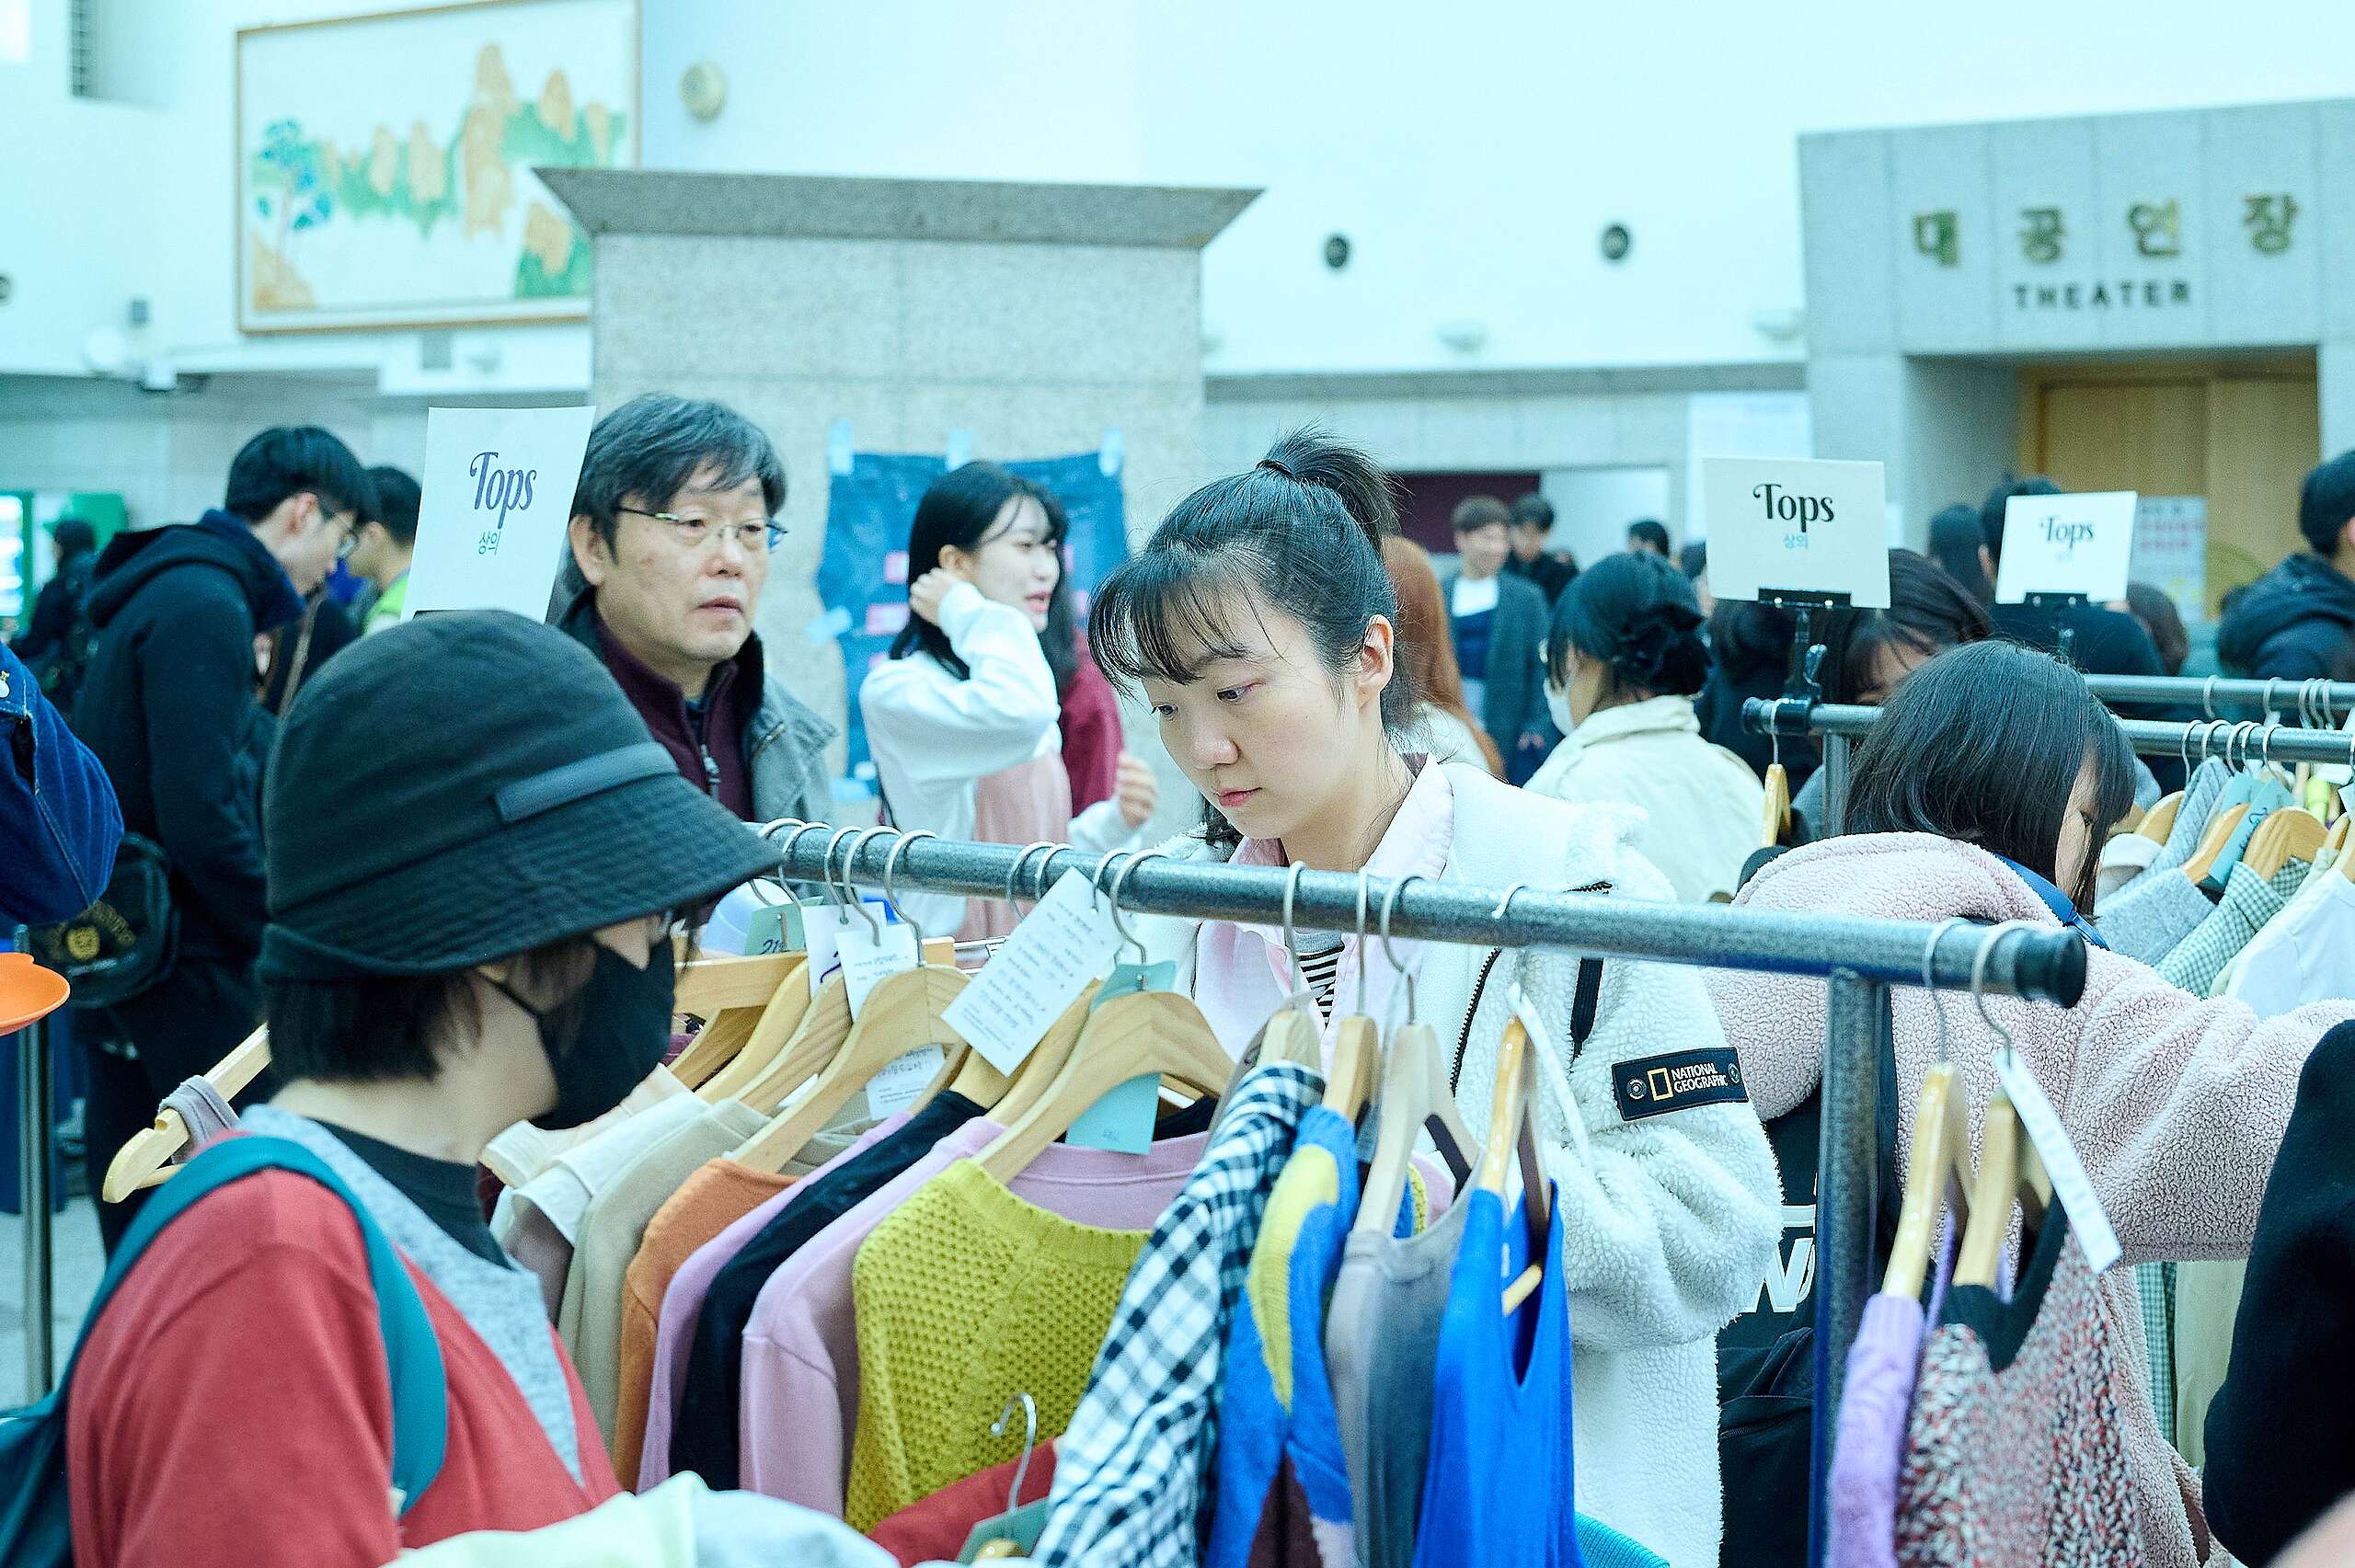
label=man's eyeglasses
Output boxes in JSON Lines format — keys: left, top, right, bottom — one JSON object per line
{"left": 333, "top": 515, "right": 362, "bottom": 560}
{"left": 620, "top": 508, "right": 788, "bottom": 554}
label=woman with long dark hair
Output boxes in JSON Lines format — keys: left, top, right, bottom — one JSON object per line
{"left": 861, "top": 462, "right": 1155, "bottom": 938}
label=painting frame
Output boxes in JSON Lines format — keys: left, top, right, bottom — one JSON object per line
{"left": 234, "top": 0, "right": 639, "bottom": 335}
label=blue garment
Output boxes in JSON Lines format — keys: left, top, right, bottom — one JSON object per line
{"left": 1412, "top": 1186, "right": 1585, "bottom": 1568}
{"left": 1204, "top": 1104, "right": 1361, "bottom": 1567}
{"left": 1990, "top": 853, "right": 2110, "bottom": 950}
{"left": 0, "top": 638, "right": 121, "bottom": 924}
{"left": 1452, "top": 607, "right": 1495, "bottom": 682}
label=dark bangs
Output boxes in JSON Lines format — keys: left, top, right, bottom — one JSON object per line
{"left": 1089, "top": 535, "right": 1270, "bottom": 689}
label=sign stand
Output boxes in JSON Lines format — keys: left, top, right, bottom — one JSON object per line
{"left": 2021, "top": 590, "right": 2089, "bottom": 669}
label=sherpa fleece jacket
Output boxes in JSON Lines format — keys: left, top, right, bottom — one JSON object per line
{"left": 1141, "top": 762, "right": 1781, "bottom": 1567}
{"left": 1709, "top": 831, "right": 2355, "bottom": 1568}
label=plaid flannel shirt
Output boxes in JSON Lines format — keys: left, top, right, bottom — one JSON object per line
{"left": 1034, "top": 1059, "right": 1322, "bottom": 1568}
{"left": 2155, "top": 859, "right": 2307, "bottom": 997}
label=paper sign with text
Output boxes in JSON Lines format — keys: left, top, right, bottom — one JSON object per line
{"left": 1995, "top": 1051, "right": 2123, "bottom": 1276}
{"left": 865, "top": 1045, "right": 948, "bottom": 1119}
{"left": 1994, "top": 490, "right": 2136, "bottom": 604}
{"left": 941, "top": 870, "right": 1126, "bottom": 1075}
{"left": 1701, "top": 457, "right": 1890, "bottom": 608}
{"left": 837, "top": 919, "right": 920, "bottom": 1017}
{"left": 803, "top": 898, "right": 898, "bottom": 1001}
{"left": 404, "top": 405, "right": 596, "bottom": 622}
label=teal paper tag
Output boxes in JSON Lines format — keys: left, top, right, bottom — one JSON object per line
{"left": 958, "top": 1498, "right": 1051, "bottom": 1562}
{"left": 742, "top": 902, "right": 805, "bottom": 956}
{"left": 1068, "top": 961, "right": 1178, "bottom": 1154}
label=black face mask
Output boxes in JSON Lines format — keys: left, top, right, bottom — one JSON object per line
{"left": 492, "top": 940, "right": 676, "bottom": 1130}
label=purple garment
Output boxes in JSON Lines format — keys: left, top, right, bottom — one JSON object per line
{"left": 1828, "top": 1242, "right": 1953, "bottom": 1568}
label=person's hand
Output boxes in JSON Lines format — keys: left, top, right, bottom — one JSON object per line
{"left": 1114, "top": 751, "right": 1159, "bottom": 829}
{"left": 905, "top": 567, "right": 961, "bottom": 626}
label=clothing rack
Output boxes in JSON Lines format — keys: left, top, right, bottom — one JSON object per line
{"left": 2080, "top": 672, "right": 2355, "bottom": 721}
{"left": 1748, "top": 699, "right": 2355, "bottom": 838}
{"left": 778, "top": 825, "right": 2088, "bottom": 1567}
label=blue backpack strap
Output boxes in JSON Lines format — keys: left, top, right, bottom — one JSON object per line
{"left": 79, "top": 1137, "right": 447, "bottom": 1515}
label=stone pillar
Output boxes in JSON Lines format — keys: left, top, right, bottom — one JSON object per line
{"left": 542, "top": 168, "right": 1258, "bottom": 773}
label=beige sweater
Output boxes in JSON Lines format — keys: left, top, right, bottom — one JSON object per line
{"left": 1706, "top": 832, "right": 2355, "bottom": 1568}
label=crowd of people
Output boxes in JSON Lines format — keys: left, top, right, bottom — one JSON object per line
{"left": 12, "top": 386, "right": 2355, "bottom": 1566}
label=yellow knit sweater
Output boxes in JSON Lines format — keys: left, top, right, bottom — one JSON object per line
{"left": 843, "top": 1159, "right": 1153, "bottom": 1531}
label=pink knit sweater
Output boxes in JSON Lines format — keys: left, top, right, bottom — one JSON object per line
{"left": 1706, "top": 832, "right": 2355, "bottom": 1568}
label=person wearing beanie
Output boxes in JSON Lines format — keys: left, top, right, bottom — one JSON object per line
{"left": 1526, "top": 550, "right": 1763, "bottom": 903}
{"left": 59, "top": 612, "right": 818, "bottom": 1567}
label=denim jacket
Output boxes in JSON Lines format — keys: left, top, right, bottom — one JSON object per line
{"left": 0, "top": 639, "right": 122, "bottom": 924}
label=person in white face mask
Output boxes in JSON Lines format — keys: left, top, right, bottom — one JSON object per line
{"left": 1525, "top": 550, "right": 1764, "bottom": 902}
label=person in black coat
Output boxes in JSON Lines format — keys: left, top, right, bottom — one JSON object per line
{"left": 1442, "top": 496, "right": 1552, "bottom": 784}
{"left": 2205, "top": 1019, "right": 2355, "bottom": 1566}
{"left": 1980, "top": 475, "right": 2188, "bottom": 789}
{"left": 14, "top": 516, "right": 100, "bottom": 711}
{"left": 1505, "top": 492, "right": 1579, "bottom": 604}
{"left": 72, "top": 426, "right": 370, "bottom": 1249}
{"left": 2218, "top": 451, "right": 2355, "bottom": 683}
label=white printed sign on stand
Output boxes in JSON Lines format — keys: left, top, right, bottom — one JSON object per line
{"left": 1701, "top": 456, "right": 1890, "bottom": 608}
{"left": 1993, "top": 490, "right": 2137, "bottom": 605}
{"left": 403, "top": 405, "right": 597, "bottom": 622}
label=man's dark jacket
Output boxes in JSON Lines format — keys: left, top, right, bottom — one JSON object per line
{"left": 2217, "top": 553, "right": 2355, "bottom": 682}
{"left": 74, "top": 512, "right": 299, "bottom": 962}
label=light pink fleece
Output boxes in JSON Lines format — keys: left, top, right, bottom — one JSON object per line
{"left": 1706, "top": 831, "right": 2355, "bottom": 1568}
{"left": 738, "top": 1131, "right": 1208, "bottom": 1514}
{"left": 635, "top": 1111, "right": 909, "bottom": 1489}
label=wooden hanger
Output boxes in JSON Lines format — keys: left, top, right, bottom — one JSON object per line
{"left": 2326, "top": 813, "right": 2354, "bottom": 861}
{"left": 104, "top": 1025, "right": 270, "bottom": 1202}
{"left": 2244, "top": 806, "right": 2326, "bottom": 883}
{"left": 2179, "top": 803, "right": 2250, "bottom": 886}
{"left": 672, "top": 949, "right": 806, "bottom": 1021}
{"left": 1760, "top": 762, "right": 1791, "bottom": 848}
{"left": 2135, "top": 792, "right": 2183, "bottom": 845}
{"left": 730, "top": 962, "right": 969, "bottom": 1173}
{"left": 1883, "top": 1061, "right": 1972, "bottom": 1299}
{"left": 1355, "top": 872, "right": 1475, "bottom": 1241}
{"left": 954, "top": 981, "right": 1103, "bottom": 1126}
{"left": 1482, "top": 1011, "right": 1552, "bottom": 1314}
{"left": 975, "top": 988, "right": 1231, "bottom": 1184}
{"left": 1953, "top": 1089, "right": 2051, "bottom": 1289}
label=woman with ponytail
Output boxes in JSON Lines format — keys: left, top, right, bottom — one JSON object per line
{"left": 1081, "top": 429, "right": 1776, "bottom": 1567}
{"left": 1526, "top": 550, "right": 1764, "bottom": 902}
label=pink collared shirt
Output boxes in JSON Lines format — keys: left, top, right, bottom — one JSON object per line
{"left": 1192, "top": 759, "right": 1454, "bottom": 1062}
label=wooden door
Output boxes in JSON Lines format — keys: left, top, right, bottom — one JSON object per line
{"left": 2019, "top": 358, "right": 2319, "bottom": 617}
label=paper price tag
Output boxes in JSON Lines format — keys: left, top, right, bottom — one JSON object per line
{"left": 1067, "top": 961, "right": 1178, "bottom": 1154}
{"left": 1993, "top": 1052, "right": 2123, "bottom": 1276}
{"left": 838, "top": 919, "right": 920, "bottom": 1018}
{"left": 741, "top": 902, "right": 804, "bottom": 957}
{"left": 1994, "top": 490, "right": 2137, "bottom": 604}
{"left": 1701, "top": 456, "right": 1891, "bottom": 609}
{"left": 866, "top": 1044, "right": 948, "bottom": 1119}
{"left": 805, "top": 898, "right": 896, "bottom": 1001}
{"left": 941, "top": 870, "right": 1125, "bottom": 1075}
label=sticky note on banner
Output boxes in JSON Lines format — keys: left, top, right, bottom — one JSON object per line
{"left": 1994, "top": 1051, "right": 2123, "bottom": 1276}
{"left": 941, "top": 869, "right": 1126, "bottom": 1075}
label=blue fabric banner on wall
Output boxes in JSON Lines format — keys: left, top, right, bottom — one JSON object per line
{"left": 814, "top": 448, "right": 1126, "bottom": 798}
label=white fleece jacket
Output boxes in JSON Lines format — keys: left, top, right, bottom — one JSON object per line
{"left": 1137, "top": 765, "right": 1780, "bottom": 1566}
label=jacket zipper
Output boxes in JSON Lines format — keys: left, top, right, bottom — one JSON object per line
{"left": 1449, "top": 878, "right": 1614, "bottom": 1093}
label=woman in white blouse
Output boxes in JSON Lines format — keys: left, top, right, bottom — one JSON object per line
{"left": 860, "top": 462, "right": 1155, "bottom": 938}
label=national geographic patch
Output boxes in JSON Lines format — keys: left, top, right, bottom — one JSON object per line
{"left": 1612, "top": 1047, "right": 1749, "bottom": 1122}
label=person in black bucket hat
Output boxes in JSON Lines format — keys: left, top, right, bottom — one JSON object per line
{"left": 58, "top": 611, "right": 899, "bottom": 1563}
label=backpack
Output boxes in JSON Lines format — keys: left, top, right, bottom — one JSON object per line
{"left": 25, "top": 832, "right": 178, "bottom": 1010}
{"left": 0, "top": 1136, "right": 448, "bottom": 1565}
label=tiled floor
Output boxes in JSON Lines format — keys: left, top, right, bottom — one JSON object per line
{"left": 0, "top": 1198, "right": 107, "bottom": 1404}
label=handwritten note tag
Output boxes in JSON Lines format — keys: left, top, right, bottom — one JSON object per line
{"left": 1994, "top": 1052, "right": 2123, "bottom": 1276}
{"left": 941, "top": 870, "right": 1125, "bottom": 1075}
{"left": 866, "top": 1044, "right": 948, "bottom": 1119}
{"left": 1701, "top": 456, "right": 1890, "bottom": 609}
{"left": 837, "top": 919, "right": 920, "bottom": 1017}
{"left": 804, "top": 898, "right": 897, "bottom": 1001}
{"left": 405, "top": 405, "right": 595, "bottom": 622}
{"left": 740, "top": 902, "right": 804, "bottom": 957}
{"left": 1994, "top": 490, "right": 2137, "bottom": 604}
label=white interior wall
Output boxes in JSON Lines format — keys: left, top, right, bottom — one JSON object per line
{"left": 1540, "top": 467, "right": 1673, "bottom": 567}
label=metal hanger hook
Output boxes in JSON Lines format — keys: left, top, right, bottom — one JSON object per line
{"left": 1378, "top": 873, "right": 1422, "bottom": 1025}
{"left": 755, "top": 820, "right": 824, "bottom": 908}
{"left": 1106, "top": 850, "right": 1163, "bottom": 964}
{"left": 2264, "top": 677, "right": 2283, "bottom": 725}
{"left": 1969, "top": 920, "right": 2042, "bottom": 1069}
{"left": 1919, "top": 917, "right": 1972, "bottom": 1065}
{"left": 878, "top": 830, "right": 935, "bottom": 950}
{"left": 1353, "top": 869, "right": 1374, "bottom": 1020}
{"left": 1490, "top": 881, "right": 1530, "bottom": 921}
{"left": 1004, "top": 841, "right": 1062, "bottom": 912}
{"left": 1090, "top": 848, "right": 1132, "bottom": 911}
{"left": 840, "top": 826, "right": 893, "bottom": 939}
{"left": 819, "top": 825, "right": 862, "bottom": 913}
{"left": 2202, "top": 673, "right": 2220, "bottom": 720}
{"left": 990, "top": 1391, "right": 1039, "bottom": 1516}
{"left": 1281, "top": 862, "right": 1309, "bottom": 993}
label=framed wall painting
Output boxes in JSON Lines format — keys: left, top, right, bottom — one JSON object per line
{"left": 236, "top": 0, "right": 638, "bottom": 333}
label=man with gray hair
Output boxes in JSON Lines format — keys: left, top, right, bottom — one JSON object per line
{"left": 557, "top": 394, "right": 835, "bottom": 825}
